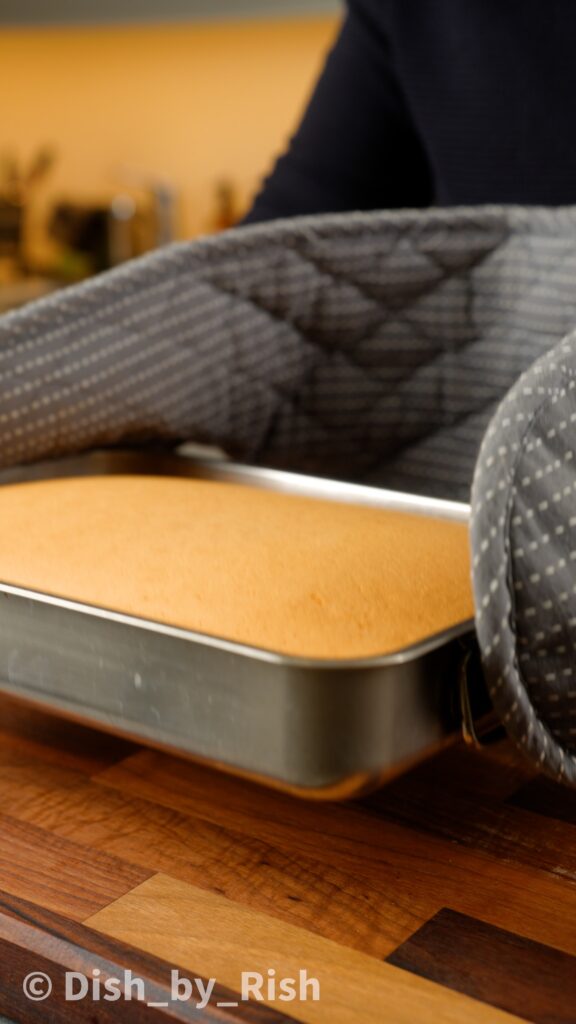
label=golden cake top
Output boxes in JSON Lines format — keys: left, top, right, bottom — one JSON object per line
{"left": 0, "top": 475, "right": 473, "bottom": 659}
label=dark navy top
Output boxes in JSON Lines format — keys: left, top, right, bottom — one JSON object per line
{"left": 244, "top": 0, "right": 576, "bottom": 221}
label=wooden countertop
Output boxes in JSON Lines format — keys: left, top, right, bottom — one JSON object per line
{"left": 0, "top": 692, "right": 573, "bottom": 1024}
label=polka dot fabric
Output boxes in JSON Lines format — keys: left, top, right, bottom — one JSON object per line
{"left": 472, "top": 330, "right": 576, "bottom": 784}
{"left": 3, "top": 205, "right": 576, "bottom": 498}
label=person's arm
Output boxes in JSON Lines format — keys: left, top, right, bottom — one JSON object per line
{"left": 243, "top": 0, "right": 433, "bottom": 224}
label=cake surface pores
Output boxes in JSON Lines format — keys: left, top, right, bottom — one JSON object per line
{"left": 0, "top": 475, "right": 473, "bottom": 660}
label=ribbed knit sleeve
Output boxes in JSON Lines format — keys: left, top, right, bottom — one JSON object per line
{"left": 243, "top": 0, "right": 433, "bottom": 224}
{"left": 243, "top": 0, "right": 576, "bottom": 221}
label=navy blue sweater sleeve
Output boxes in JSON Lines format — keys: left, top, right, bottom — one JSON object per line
{"left": 243, "top": 0, "right": 433, "bottom": 224}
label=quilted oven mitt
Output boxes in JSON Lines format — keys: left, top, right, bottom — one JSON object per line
{"left": 472, "top": 327, "right": 576, "bottom": 784}
{"left": 2, "top": 205, "right": 576, "bottom": 498}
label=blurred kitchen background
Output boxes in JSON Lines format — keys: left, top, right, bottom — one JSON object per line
{"left": 0, "top": 0, "right": 341, "bottom": 312}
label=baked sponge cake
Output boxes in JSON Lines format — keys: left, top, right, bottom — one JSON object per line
{"left": 0, "top": 475, "right": 473, "bottom": 659}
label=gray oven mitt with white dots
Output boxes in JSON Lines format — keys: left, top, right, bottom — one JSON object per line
{"left": 2, "top": 205, "right": 576, "bottom": 499}
{"left": 471, "top": 328, "right": 576, "bottom": 784}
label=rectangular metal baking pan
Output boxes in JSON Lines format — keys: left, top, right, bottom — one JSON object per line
{"left": 0, "top": 450, "right": 479, "bottom": 797}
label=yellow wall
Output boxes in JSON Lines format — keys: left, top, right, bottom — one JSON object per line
{"left": 0, "top": 16, "right": 339, "bottom": 249}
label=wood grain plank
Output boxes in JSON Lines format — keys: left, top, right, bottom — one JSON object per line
{"left": 0, "top": 755, "right": 426, "bottom": 957}
{"left": 0, "top": 701, "right": 571, "bottom": 1023}
{"left": 0, "top": 812, "right": 150, "bottom": 919}
{"left": 388, "top": 908, "right": 576, "bottom": 1024}
{"left": 86, "top": 873, "right": 524, "bottom": 1024}
{"left": 0, "top": 888, "right": 294, "bottom": 1023}
{"left": 361, "top": 741, "right": 576, "bottom": 883}
{"left": 94, "top": 748, "right": 538, "bottom": 883}
{"left": 92, "top": 748, "right": 576, "bottom": 956}
{"left": 2, "top": 691, "right": 576, "bottom": 1024}
{"left": 509, "top": 777, "right": 576, "bottom": 827}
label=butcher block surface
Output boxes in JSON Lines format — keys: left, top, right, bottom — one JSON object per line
{"left": 0, "top": 694, "right": 574, "bottom": 1023}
